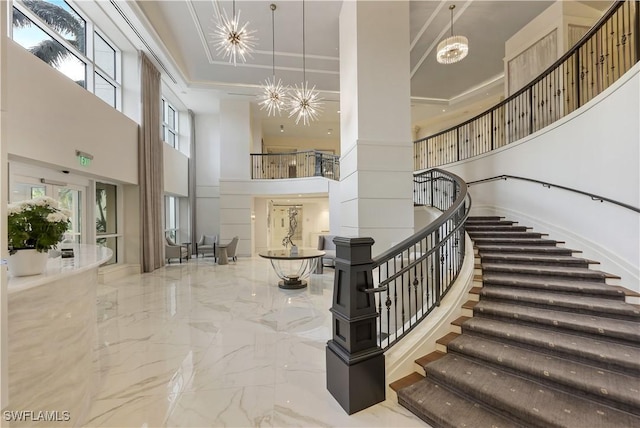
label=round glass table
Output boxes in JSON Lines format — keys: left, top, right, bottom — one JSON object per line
{"left": 259, "top": 249, "right": 326, "bottom": 289}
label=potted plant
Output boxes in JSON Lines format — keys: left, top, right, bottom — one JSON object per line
{"left": 7, "top": 196, "right": 71, "bottom": 276}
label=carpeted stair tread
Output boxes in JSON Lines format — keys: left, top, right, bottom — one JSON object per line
{"left": 415, "top": 351, "right": 447, "bottom": 368}
{"left": 424, "top": 354, "right": 640, "bottom": 428}
{"left": 474, "top": 300, "right": 640, "bottom": 343}
{"left": 481, "top": 273, "right": 626, "bottom": 299}
{"left": 462, "top": 317, "right": 640, "bottom": 374}
{"left": 466, "top": 225, "right": 529, "bottom": 232}
{"left": 445, "top": 334, "right": 640, "bottom": 413}
{"left": 474, "top": 244, "right": 576, "bottom": 255}
{"left": 467, "top": 216, "right": 505, "bottom": 222}
{"left": 468, "top": 231, "right": 544, "bottom": 239}
{"left": 481, "top": 263, "right": 618, "bottom": 281}
{"left": 390, "top": 372, "right": 425, "bottom": 392}
{"left": 396, "top": 216, "right": 640, "bottom": 426}
{"left": 397, "top": 377, "right": 526, "bottom": 428}
{"left": 479, "top": 253, "right": 595, "bottom": 267}
{"left": 478, "top": 285, "right": 640, "bottom": 320}
{"left": 472, "top": 237, "right": 563, "bottom": 246}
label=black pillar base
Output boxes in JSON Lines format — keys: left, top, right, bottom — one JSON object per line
{"left": 326, "top": 342, "right": 385, "bottom": 415}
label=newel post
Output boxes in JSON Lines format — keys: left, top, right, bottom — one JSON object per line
{"left": 326, "top": 237, "right": 385, "bottom": 414}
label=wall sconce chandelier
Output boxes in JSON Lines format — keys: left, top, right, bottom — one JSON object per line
{"left": 258, "top": 4, "right": 289, "bottom": 116}
{"left": 211, "top": 0, "right": 257, "bottom": 66}
{"left": 288, "top": 0, "right": 323, "bottom": 125}
{"left": 437, "top": 5, "right": 469, "bottom": 65}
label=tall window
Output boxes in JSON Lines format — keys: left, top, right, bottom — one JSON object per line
{"left": 11, "top": 0, "right": 121, "bottom": 109}
{"left": 165, "top": 196, "right": 178, "bottom": 242}
{"left": 96, "top": 182, "right": 119, "bottom": 265}
{"left": 162, "top": 99, "right": 178, "bottom": 148}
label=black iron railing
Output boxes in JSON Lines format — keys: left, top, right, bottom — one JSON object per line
{"left": 414, "top": 0, "right": 639, "bottom": 170}
{"left": 468, "top": 175, "right": 640, "bottom": 213}
{"left": 250, "top": 150, "right": 340, "bottom": 180}
{"left": 371, "top": 169, "right": 471, "bottom": 350}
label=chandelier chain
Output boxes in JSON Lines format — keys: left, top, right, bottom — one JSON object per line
{"left": 271, "top": 4, "right": 275, "bottom": 77}
{"left": 302, "top": 0, "right": 306, "bottom": 83}
{"left": 450, "top": 5, "right": 455, "bottom": 37}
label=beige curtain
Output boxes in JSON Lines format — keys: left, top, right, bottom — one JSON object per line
{"left": 139, "top": 52, "right": 164, "bottom": 272}
{"left": 188, "top": 109, "right": 196, "bottom": 253}
{"left": 508, "top": 29, "right": 558, "bottom": 95}
{"left": 568, "top": 25, "right": 590, "bottom": 49}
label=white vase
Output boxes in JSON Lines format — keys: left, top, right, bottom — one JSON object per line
{"left": 7, "top": 249, "right": 49, "bottom": 277}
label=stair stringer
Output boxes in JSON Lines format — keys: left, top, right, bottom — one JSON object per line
{"left": 470, "top": 204, "right": 639, "bottom": 299}
{"left": 385, "top": 234, "right": 475, "bottom": 401}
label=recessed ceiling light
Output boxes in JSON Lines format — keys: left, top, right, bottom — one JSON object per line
{"left": 442, "top": 109, "right": 446, "bottom": 112}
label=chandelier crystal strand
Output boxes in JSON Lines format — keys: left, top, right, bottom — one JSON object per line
{"left": 211, "top": 0, "right": 257, "bottom": 66}
{"left": 259, "top": 4, "right": 289, "bottom": 116}
{"left": 288, "top": 0, "right": 323, "bottom": 125}
{"left": 436, "top": 5, "right": 468, "bottom": 65}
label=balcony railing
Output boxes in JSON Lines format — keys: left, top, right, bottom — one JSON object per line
{"left": 414, "top": 0, "right": 639, "bottom": 170}
{"left": 250, "top": 150, "right": 340, "bottom": 181}
{"left": 373, "top": 169, "right": 471, "bottom": 350}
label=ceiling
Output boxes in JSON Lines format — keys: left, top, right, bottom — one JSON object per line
{"left": 134, "top": 0, "right": 608, "bottom": 139}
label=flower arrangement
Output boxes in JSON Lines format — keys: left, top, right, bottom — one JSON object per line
{"left": 7, "top": 197, "right": 71, "bottom": 254}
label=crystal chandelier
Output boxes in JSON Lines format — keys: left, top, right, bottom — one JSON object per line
{"left": 437, "top": 5, "right": 469, "bottom": 65}
{"left": 258, "top": 4, "right": 289, "bottom": 116}
{"left": 211, "top": 0, "right": 257, "bottom": 66}
{"left": 288, "top": 0, "right": 323, "bottom": 125}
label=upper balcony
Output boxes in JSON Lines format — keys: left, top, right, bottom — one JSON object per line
{"left": 250, "top": 150, "right": 340, "bottom": 181}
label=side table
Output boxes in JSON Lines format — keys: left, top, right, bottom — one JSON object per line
{"left": 182, "top": 242, "right": 192, "bottom": 260}
{"left": 259, "top": 249, "right": 325, "bottom": 289}
{"left": 217, "top": 245, "right": 229, "bottom": 265}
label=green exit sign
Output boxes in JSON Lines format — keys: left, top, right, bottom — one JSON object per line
{"left": 78, "top": 155, "right": 91, "bottom": 166}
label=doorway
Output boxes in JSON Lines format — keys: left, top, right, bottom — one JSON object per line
{"left": 10, "top": 175, "right": 85, "bottom": 244}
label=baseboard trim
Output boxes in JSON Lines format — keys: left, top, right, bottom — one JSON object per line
{"left": 98, "top": 264, "right": 140, "bottom": 284}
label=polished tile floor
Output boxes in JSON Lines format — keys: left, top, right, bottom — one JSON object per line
{"left": 87, "top": 256, "right": 426, "bottom": 427}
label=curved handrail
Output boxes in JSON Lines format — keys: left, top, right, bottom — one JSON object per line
{"left": 414, "top": 0, "right": 638, "bottom": 169}
{"left": 468, "top": 175, "right": 640, "bottom": 213}
{"left": 371, "top": 168, "right": 472, "bottom": 350}
{"left": 374, "top": 169, "right": 469, "bottom": 266}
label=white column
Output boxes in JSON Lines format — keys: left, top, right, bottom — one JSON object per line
{"left": 0, "top": 0, "right": 9, "bottom": 409}
{"left": 195, "top": 111, "right": 221, "bottom": 240}
{"left": 219, "top": 99, "right": 252, "bottom": 256}
{"left": 338, "top": 1, "right": 414, "bottom": 256}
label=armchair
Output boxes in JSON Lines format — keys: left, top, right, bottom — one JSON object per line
{"left": 165, "top": 237, "right": 188, "bottom": 263}
{"left": 196, "top": 235, "right": 217, "bottom": 258}
{"left": 317, "top": 235, "right": 337, "bottom": 267}
{"left": 215, "top": 236, "right": 238, "bottom": 264}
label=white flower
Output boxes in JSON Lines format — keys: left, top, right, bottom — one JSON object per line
{"left": 46, "top": 212, "right": 67, "bottom": 223}
{"left": 33, "top": 196, "right": 58, "bottom": 208}
{"left": 7, "top": 204, "right": 23, "bottom": 215}
{"left": 61, "top": 209, "right": 73, "bottom": 218}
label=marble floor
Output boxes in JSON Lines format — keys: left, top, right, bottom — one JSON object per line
{"left": 86, "top": 256, "right": 428, "bottom": 427}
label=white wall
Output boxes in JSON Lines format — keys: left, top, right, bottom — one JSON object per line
{"left": 263, "top": 136, "right": 340, "bottom": 154}
{"left": 6, "top": 42, "right": 138, "bottom": 185}
{"left": 445, "top": 64, "right": 640, "bottom": 291}
{"left": 220, "top": 177, "right": 332, "bottom": 256}
{"left": 194, "top": 112, "right": 221, "bottom": 239}
{"left": 163, "top": 144, "right": 189, "bottom": 196}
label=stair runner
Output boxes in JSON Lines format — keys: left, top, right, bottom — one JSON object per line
{"left": 393, "top": 216, "right": 640, "bottom": 428}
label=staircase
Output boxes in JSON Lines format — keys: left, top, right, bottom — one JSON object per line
{"left": 392, "top": 216, "right": 640, "bottom": 428}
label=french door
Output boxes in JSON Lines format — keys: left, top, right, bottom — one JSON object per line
{"left": 10, "top": 176, "right": 85, "bottom": 244}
